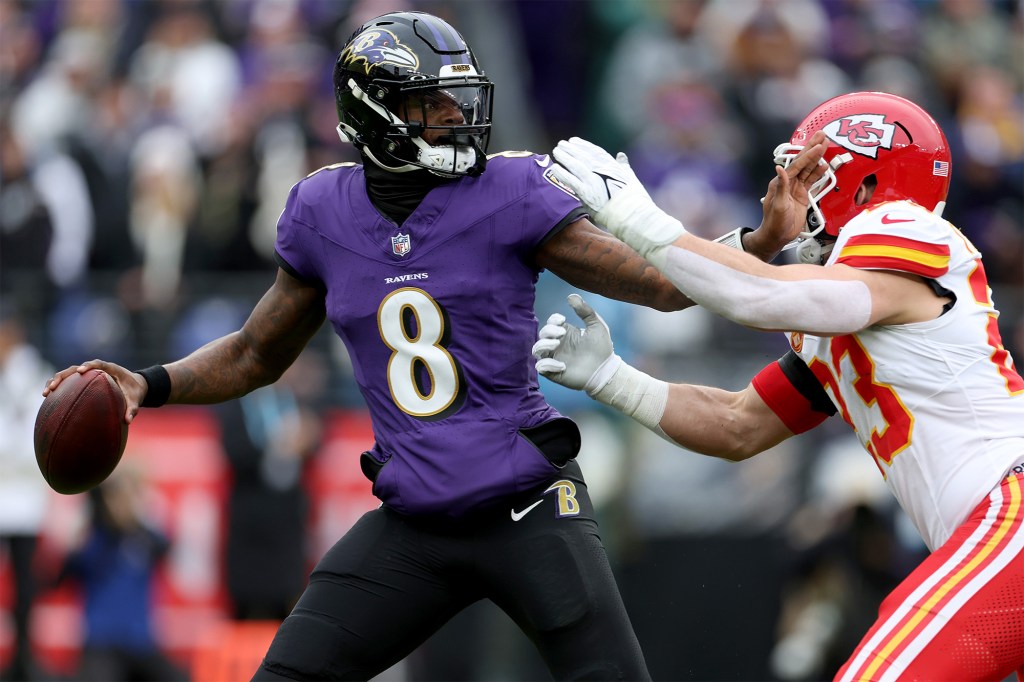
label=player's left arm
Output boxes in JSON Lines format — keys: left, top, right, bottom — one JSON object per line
{"left": 537, "top": 214, "right": 813, "bottom": 314}
{"left": 535, "top": 135, "right": 812, "bottom": 313}
{"left": 550, "top": 132, "right": 828, "bottom": 266}
{"left": 654, "top": 234, "right": 952, "bottom": 334}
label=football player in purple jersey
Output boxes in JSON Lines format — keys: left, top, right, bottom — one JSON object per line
{"left": 45, "top": 11, "right": 826, "bottom": 680}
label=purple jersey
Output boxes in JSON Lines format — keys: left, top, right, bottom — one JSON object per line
{"left": 275, "top": 153, "right": 584, "bottom": 517}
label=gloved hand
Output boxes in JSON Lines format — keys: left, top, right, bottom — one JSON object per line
{"left": 549, "top": 137, "right": 649, "bottom": 216}
{"left": 532, "top": 293, "right": 621, "bottom": 395}
{"left": 534, "top": 294, "right": 669, "bottom": 431}
{"left": 550, "top": 137, "right": 686, "bottom": 266}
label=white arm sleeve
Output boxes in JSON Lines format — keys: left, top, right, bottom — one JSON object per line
{"left": 660, "top": 245, "right": 872, "bottom": 335}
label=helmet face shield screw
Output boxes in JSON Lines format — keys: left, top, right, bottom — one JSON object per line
{"left": 386, "top": 141, "right": 398, "bottom": 152}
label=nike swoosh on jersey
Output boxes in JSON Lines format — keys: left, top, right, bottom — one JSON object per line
{"left": 510, "top": 499, "right": 544, "bottom": 521}
{"left": 881, "top": 213, "right": 915, "bottom": 224}
{"left": 534, "top": 155, "right": 551, "bottom": 168}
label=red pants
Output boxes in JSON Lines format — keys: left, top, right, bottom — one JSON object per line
{"left": 837, "top": 472, "right": 1024, "bottom": 682}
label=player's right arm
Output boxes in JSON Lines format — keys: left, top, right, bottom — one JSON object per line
{"left": 656, "top": 382, "right": 793, "bottom": 461}
{"left": 533, "top": 294, "right": 828, "bottom": 460}
{"left": 45, "top": 267, "right": 326, "bottom": 422}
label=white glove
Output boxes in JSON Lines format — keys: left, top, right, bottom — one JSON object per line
{"left": 532, "top": 293, "right": 621, "bottom": 394}
{"left": 533, "top": 294, "right": 669, "bottom": 431}
{"left": 550, "top": 137, "right": 687, "bottom": 267}
{"left": 548, "top": 137, "right": 649, "bottom": 215}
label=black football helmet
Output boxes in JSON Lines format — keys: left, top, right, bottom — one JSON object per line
{"left": 334, "top": 11, "right": 494, "bottom": 177}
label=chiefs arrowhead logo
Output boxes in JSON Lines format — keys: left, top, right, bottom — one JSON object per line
{"left": 824, "top": 114, "right": 895, "bottom": 159}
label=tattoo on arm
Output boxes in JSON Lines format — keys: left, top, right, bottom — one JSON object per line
{"left": 538, "top": 219, "right": 694, "bottom": 312}
{"left": 166, "top": 269, "right": 326, "bottom": 403}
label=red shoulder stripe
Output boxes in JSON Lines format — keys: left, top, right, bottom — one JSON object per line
{"left": 836, "top": 234, "right": 950, "bottom": 277}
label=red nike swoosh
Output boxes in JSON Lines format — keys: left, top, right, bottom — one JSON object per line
{"left": 881, "top": 214, "right": 914, "bottom": 224}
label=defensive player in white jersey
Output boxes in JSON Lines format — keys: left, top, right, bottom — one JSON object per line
{"left": 533, "top": 92, "right": 1024, "bottom": 680}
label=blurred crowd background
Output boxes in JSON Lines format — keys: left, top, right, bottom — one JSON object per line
{"left": 0, "top": 0, "right": 1022, "bottom": 680}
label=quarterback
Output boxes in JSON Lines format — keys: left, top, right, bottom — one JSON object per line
{"left": 44, "top": 11, "right": 828, "bottom": 680}
{"left": 536, "top": 92, "right": 1024, "bottom": 680}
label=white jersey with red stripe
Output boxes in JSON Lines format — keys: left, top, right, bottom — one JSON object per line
{"left": 789, "top": 200, "right": 1024, "bottom": 551}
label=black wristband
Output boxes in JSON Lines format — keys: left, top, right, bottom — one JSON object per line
{"left": 136, "top": 365, "right": 171, "bottom": 408}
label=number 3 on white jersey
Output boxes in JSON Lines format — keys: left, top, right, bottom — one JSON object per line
{"left": 378, "top": 287, "right": 465, "bottom": 418}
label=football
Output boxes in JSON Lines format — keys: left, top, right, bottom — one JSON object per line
{"left": 34, "top": 369, "right": 129, "bottom": 494}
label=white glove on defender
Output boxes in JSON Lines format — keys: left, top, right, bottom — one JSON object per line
{"left": 533, "top": 294, "right": 668, "bottom": 431}
{"left": 550, "top": 137, "right": 686, "bottom": 267}
{"left": 533, "top": 294, "right": 619, "bottom": 393}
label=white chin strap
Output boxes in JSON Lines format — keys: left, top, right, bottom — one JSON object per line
{"left": 342, "top": 79, "right": 478, "bottom": 176}
{"left": 409, "top": 136, "right": 477, "bottom": 176}
{"left": 795, "top": 237, "right": 835, "bottom": 265}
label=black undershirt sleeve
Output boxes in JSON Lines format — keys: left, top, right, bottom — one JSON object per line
{"left": 274, "top": 251, "right": 326, "bottom": 291}
{"left": 538, "top": 207, "right": 589, "bottom": 248}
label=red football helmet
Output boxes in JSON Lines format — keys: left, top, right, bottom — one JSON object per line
{"left": 774, "top": 91, "right": 951, "bottom": 263}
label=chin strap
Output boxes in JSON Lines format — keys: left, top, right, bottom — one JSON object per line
{"left": 796, "top": 237, "right": 835, "bottom": 265}
{"left": 409, "top": 136, "right": 478, "bottom": 176}
{"left": 338, "top": 121, "right": 477, "bottom": 176}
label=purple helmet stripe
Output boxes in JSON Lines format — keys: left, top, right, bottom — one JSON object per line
{"left": 420, "top": 15, "right": 464, "bottom": 66}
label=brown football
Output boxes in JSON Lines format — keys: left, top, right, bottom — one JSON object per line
{"left": 34, "top": 369, "right": 129, "bottom": 494}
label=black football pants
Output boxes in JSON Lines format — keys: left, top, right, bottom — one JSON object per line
{"left": 252, "top": 461, "right": 649, "bottom": 681}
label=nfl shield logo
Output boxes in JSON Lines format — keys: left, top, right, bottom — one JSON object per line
{"left": 391, "top": 233, "right": 411, "bottom": 256}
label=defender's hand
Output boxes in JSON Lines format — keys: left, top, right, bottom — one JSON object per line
{"left": 535, "top": 295, "right": 669, "bottom": 431}
{"left": 551, "top": 137, "right": 685, "bottom": 265}
{"left": 532, "top": 294, "right": 620, "bottom": 394}
{"left": 550, "top": 137, "right": 649, "bottom": 216}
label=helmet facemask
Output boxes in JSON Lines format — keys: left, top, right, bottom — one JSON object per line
{"left": 773, "top": 142, "right": 844, "bottom": 264}
{"left": 338, "top": 74, "right": 492, "bottom": 177}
